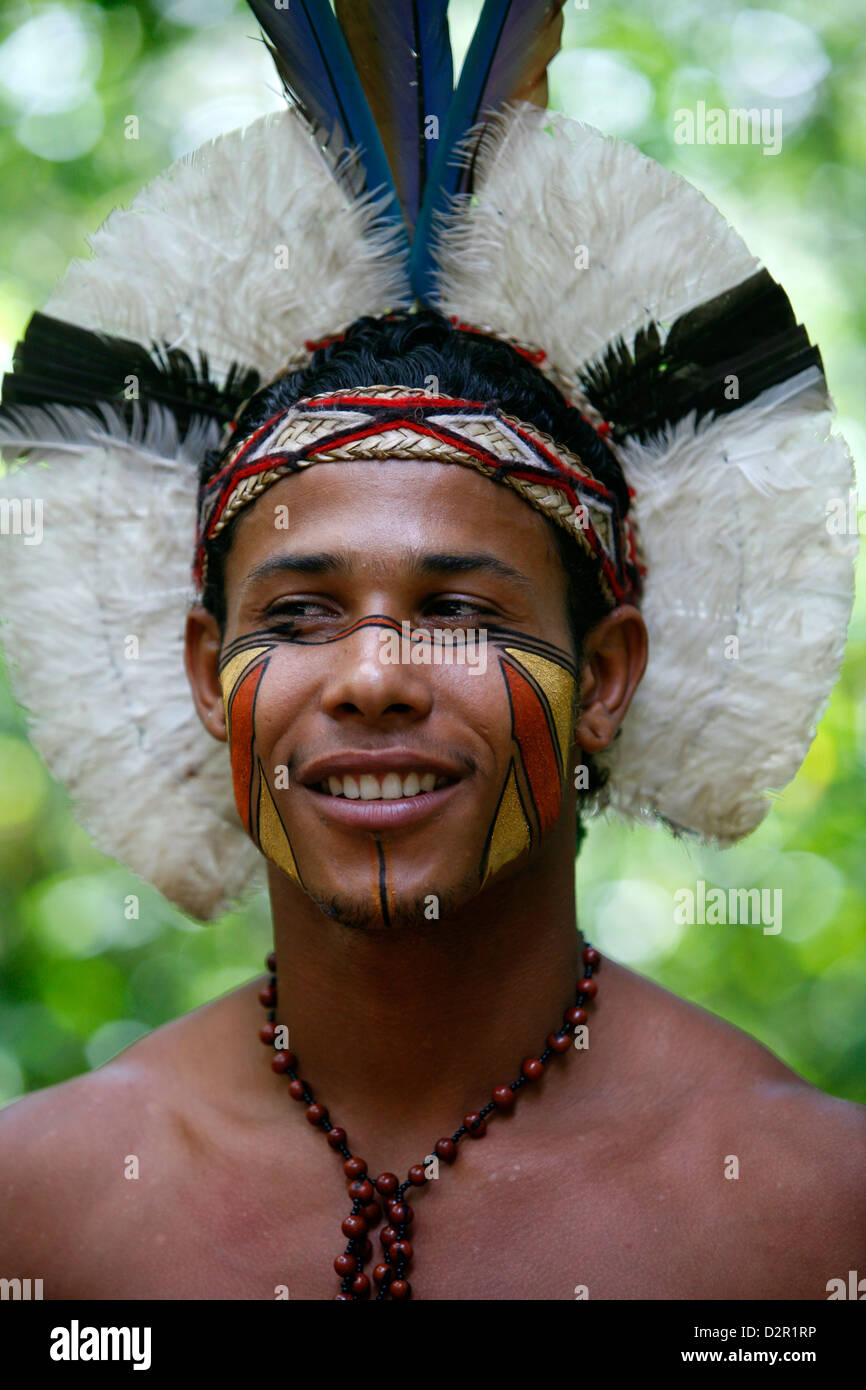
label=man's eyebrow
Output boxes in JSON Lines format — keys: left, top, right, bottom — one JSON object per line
{"left": 241, "top": 550, "right": 536, "bottom": 593}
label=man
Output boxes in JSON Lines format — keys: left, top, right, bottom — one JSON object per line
{"left": 1, "top": 309, "right": 864, "bottom": 1300}
{"left": 0, "top": 2, "right": 863, "bottom": 1301}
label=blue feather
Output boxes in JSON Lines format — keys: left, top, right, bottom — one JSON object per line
{"left": 411, "top": 0, "right": 565, "bottom": 300}
{"left": 246, "top": 0, "right": 407, "bottom": 243}
{"left": 335, "top": 1, "right": 453, "bottom": 234}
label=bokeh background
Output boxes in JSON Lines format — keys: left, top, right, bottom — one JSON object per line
{"left": 0, "top": 0, "right": 864, "bottom": 1107}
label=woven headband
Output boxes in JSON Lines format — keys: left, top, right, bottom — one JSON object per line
{"left": 195, "top": 385, "right": 645, "bottom": 603}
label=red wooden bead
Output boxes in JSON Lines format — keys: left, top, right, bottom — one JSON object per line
{"left": 492, "top": 1085, "right": 515, "bottom": 1109}
{"left": 577, "top": 977, "right": 598, "bottom": 999}
{"left": 258, "top": 984, "right": 276, "bottom": 1008}
{"left": 565, "top": 1005, "right": 587, "bottom": 1027}
{"left": 351, "top": 1273, "right": 370, "bottom": 1298}
{"left": 547, "top": 1031, "right": 572, "bottom": 1054}
{"left": 258, "top": 1021, "right": 277, "bottom": 1045}
{"left": 389, "top": 1279, "right": 411, "bottom": 1299}
{"left": 583, "top": 946, "right": 601, "bottom": 968}
{"left": 522, "top": 1057, "right": 543, "bottom": 1080}
{"left": 306, "top": 1102, "right": 328, "bottom": 1125}
{"left": 270, "top": 1050, "right": 296, "bottom": 1074}
{"left": 408, "top": 1165, "right": 426, "bottom": 1187}
{"left": 344, "top": 1156, "right": 367, "bottom": 1179}
{"left": 327, "top": 1127, "right": 347, "bottom": 1149}
{"left": 341, "top": 1213, "right": 367, "bottom": 1238}
{"left": 375, "top": 1172, "right": 399, "bottom": 1196}
{"left": 288, "top": 1079, "right": 307, "bottom": 1100}
{"left": 333, "top": 1253, "right": 355, "bottom": 1276}
{"left": 266, "top": 950, "right": 277, "bottom": 973}
{"left": 391, "top": 1240, "right": 413, "bottom": 1264}
{"left": 464, "top": 1112, "right": 487, "bottom": 1137}
{"left": 362, "top": 1202, "right": 381, "bottom": 1228}
{"left": 348, "top": 1178, "right": 374, "bottom": 1203}
{"left": 435, "top": 1137, "right": 457, "bottom": 1162}
{"left": 372, "top": 1263, "right": 391, "bottom": 1285}
{"left": 388, "top": 1202, "right": 409, "bottom": 1224}
{"left": 380, "top": 1225, "right": 398, "bottom": 1247}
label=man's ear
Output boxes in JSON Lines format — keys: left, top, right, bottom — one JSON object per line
{"left": 576, "top": 605, "right": 648, "bottom": 753}
{"left": 185, "top": 605, "right": 228, "bottom": 743}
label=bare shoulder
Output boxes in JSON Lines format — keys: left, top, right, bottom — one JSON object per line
{"left": 606, "top": 961, "right": 866, "bottom": 1297}
{"left": 0, "top": 982, "right": 263, "bottom": 1297}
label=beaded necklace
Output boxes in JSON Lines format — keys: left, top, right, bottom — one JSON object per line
{"left": 258, "top": 943, "right": 600, "bottom": 1300}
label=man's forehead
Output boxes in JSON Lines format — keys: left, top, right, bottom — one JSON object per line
{"left": 227, "top": 459, "right": 560, "bottom": 582}
{"left": 237, "top": 545, "right": 541, "bottom": 597}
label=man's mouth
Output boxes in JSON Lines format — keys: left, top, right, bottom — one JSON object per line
{"left": 317, "top": 771, "right": 455, "bottom": 800}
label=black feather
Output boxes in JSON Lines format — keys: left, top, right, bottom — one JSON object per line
{"left": 0, "top": 311, "right": 261, "bottom": 439}
{"left": 578, "top": 270, "right": 826, "bottom": 443}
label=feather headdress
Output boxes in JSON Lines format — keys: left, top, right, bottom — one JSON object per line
{"left": 0, "top": 1, "right": 856, "bottom": 918}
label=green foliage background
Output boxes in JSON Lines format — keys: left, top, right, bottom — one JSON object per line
{"left": 0, "top": 0, "right": 864, "bottom": 1107}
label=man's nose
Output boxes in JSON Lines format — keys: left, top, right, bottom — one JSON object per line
{"left": 319, "top": 620, "right": 434, "bottom": 723}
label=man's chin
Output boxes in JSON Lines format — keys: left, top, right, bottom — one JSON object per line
{"left": 307, "top": 880, "right": 479, "bottom": 933}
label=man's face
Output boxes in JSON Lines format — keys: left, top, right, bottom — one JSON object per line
{"left": 213, "top": 460, "right": 581, "bottom": 930}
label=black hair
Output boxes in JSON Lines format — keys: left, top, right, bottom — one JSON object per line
{"left": 198, "top": 308, "right": 631, "bottom": 840}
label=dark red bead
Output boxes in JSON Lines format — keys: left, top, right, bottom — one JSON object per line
{"left": 327, "top": 1127, "right": 347, "bottom": 1149}
{"left": 258, "top": 984, "right": 276, "bottom": 1008}
{"left": 363, "top": 1238, "right": 373, "bottom": 1260}
{"left": 492, "top": 1085, "right": 515, "bottom": 1109}
{"left": 372, "top": 1263, "right": 391, "bottom": 1285}
{"left": 288, "top": 1079, "right": 307, "bottom": 1100}
{"left": 435, "top": 1137, "right": 457, "bottom": 1162}
{"left": 577, "top": 977, "right": 598, "bottom": 999}
{"left": 375, "top": 1172, "right": 399, "bottom": 1196}
{"left": 391, "top": 1240, "right": 412, "bottom": 1264}
{"left": 333, "top": 1253, "right": 355, "bottom": 1276}
{"left": 270, "top": 1049, "right": 297, "bottom": 1074}
{"left": 388, "top": 1202, "right": 409, "bottom": 1224}
{"left": 464, "top": 1112, "right": 487, "bottom": 1137}
{"left": 266, "top": 950, "right": 277, "bottom": 972}
{"left": 306, "top": 1102, "right": 328, "bottom": 1125}
{"left": 348, "top": 1178, "right": 374, "bottom": 1203}
{"left": 565, "top": 1005, "right": 587, "bottom": 1027}
{"left": 380, "top": 1225, "right": 398, "bottom": 1247}
{"left": 547, "top": 1031, "right": 572, "bottom": 1054}
{"left": 389, "top": 1279, "right": 411, "bottom": 1299}
{"left": 351, "top": 1273, "right": 370, "bottom": 1298}
{"left": 362, "top": 1203, "right": 381, "bottom": 1228}
{"left": 258, "top": 1021, "right": 277, "bottom": 1045}
{"left": 583, "top": 945, "right": 601, "bottom": 968}
{"left": 522, "top": 1057, "right": 544, "bottom": 1080}
{"left": 344, "top": 1156, "right": 367, "bottom": 1179}
{"left": 408, "top": 1165, "right": 426, "bottom": 1187}
{"left": 341, "top": 1213, "right": 367, "bottom": 1239}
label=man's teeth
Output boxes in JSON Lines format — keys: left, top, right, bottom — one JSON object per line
{"left": 321, "top": 772, "right": 448, "bottom": 799}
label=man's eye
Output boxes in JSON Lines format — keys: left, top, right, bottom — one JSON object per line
{"left": 421, "top": 598, "right": 495, "bottom": 622}
{"left": 267, "top": 600, "right": 335, "bottom": 622}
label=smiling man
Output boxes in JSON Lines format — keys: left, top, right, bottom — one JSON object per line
{"left": 0, "top": 0, "right": 864, "bottom": 1304}
{"left": 2, "top": 309, "right": 865, "bottom": 1302}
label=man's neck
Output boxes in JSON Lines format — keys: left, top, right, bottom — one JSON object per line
{"left": 263, "top": 828, "right": 596, "bottom": 1165}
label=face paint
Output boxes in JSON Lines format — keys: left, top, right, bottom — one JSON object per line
{"left": 218, "top": 638, "right": 305, "bottom": 888}
{"left": 218, "top": 618, "right": 576, "bottom": 915}
{"left": 478, "top": 632, "right": 577, "bottom": 886}
{"left": 218, "top": 618, "right": 410, "bottom": 916}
